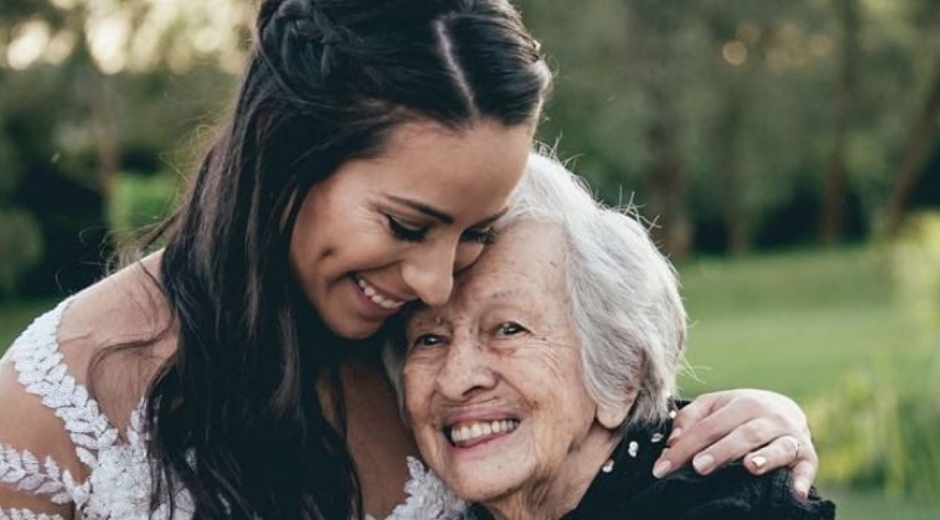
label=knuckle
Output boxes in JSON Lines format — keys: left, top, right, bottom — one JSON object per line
{"left": 737, "top": 395, "right": 764, "bottom": 416}
{"left": 764, "top": 410, "right": 790, "bottom": 429}
{"left": 741, "top": 419, "right": 769, "bottom": 445}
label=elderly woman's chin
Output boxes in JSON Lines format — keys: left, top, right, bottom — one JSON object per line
{"left": 424, "top": 421, "right": 560, "bottom": 503}
{"left": 417, "top": 417, "right": 616, "bottom": 506}
{"left": 426, "top": 428, "right": 536, "bottom": 503}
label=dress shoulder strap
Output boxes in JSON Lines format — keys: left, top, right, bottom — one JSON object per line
{"left": 9, "top": 299, "right": 121, "bottom": 470}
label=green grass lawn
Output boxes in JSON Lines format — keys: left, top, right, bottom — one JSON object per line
{"left": 823, "top": 487, "right": 940, "bottom": 520}
{"left": 677, "top": 247, "right": 939, "bottom": 399}
{"left": 1, "top": 246, "right": 938, "bottom": 519}
{"left": 675, "top": 246, "right": 940, "bottom": 519}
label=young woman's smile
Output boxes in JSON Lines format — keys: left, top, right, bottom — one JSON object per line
{"left": 289, "top": 119, "right": 533, "bottom": 339}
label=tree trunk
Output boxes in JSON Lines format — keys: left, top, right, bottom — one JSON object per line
{"left": 629, "top": 0, "right": 692, "bottom": 259}
{"left": 716, "top": 83, "right": 749, "bottom": 255}
{"left": 68, "top": 4, "right": 121, "bottom": 199}
{"left": 820, "top": 0, "right": 859, "bottom": 245}
{"left": 90, "top": 78, "right": 120, "bottom": 198}
{"left": 884, "top": 58, "right": 940, "bottom": 236}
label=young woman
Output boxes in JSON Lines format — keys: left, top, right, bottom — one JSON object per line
{"left": 0, "top": 1, "right": 816, "bottom": 519}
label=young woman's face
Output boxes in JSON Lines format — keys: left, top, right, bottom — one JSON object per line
{"left": 290, "top": 120, "right": 533, "bottom": 339}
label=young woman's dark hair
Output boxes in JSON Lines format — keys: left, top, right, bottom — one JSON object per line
{"left": 142, "top": 0, "right": 550, "bottom": 518}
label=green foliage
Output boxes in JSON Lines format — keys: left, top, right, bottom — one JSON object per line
{"left": 107, "top": 172, "right": 178, "bottom": 240}
{"left": 0, "top": 208, "right": 44, "bottom": 300}
{"left": 892, "top": 211, "right": 940, "bottom": 332}
{"left": 0, "top": 299, "right": 53, "bottom": 353}
{"left": 799, "top": 215, "right": 940, "bottom": 503}
{"left": 807, "top": 364, "right": 940, "bottom": 503}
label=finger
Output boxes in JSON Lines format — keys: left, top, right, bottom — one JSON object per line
{"left": 696, "top": 417, "right": 796, "bottom": 475}
{"left": 664, "top": 401, "right": 783, "bottom": 472}
{"left": 669, "top": 393, "right": 722, "bottom": 439}
{"left": 790, "top": 459, "right": 818, "bottom": 500}
{"left": 743, "top": 434, "right": 803, "bottom": 475}
{"left": 669, "top": 392, "right": 775, "bottom": 447}
{"left": 668, "top": 390, "right": 759, "bottom": 441}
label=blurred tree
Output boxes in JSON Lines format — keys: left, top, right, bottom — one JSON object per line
{"left": 821, "top": 0, "right": 860, "bottom": 245}
{"left": 0, "top": 0, "right": 249, "bottom": 300}
{"left": 518, "top": 0, "right": 940, "bottom": 256}
{"left": 884, "top": 58, "right": 940, "bottom": 235}
{"left": 0, "top": 208, "right": 44, "bottom": 300}
{"left": 3, "top": 0, "right": 940, "bottom": 282}
{"left": 628, "top": 0, "right": 693, "bottom": 258}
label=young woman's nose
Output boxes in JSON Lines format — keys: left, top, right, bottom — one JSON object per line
{"left": 401, "top": 240, "right": 458, "bottom": 306}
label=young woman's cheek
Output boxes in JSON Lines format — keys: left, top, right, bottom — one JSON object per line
{"left": 453, "top": 242, "right": 486, "bottom": 273}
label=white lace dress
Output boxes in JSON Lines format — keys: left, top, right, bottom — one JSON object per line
{"left": 0, "top": 300, "right": 465, "bottom": 520}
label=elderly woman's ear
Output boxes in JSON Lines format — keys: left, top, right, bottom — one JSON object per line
{"left": 596, "top": 390, "right": 638, "bottom": 430}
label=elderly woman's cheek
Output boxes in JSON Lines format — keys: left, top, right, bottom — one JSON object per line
{"left": 402, "top": 363, "right": 430, "bottom": 425}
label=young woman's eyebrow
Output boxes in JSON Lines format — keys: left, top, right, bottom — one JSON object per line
{"left": 386, "top": 195, "right": 454, "bottom": 224}
{"left": 385, "top": 195, "right": 507, "bottom": 228}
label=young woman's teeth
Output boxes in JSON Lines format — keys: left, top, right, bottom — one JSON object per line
{"left": 356, "top": 276, "right": 404, "bottom": 309}
{"left": 449, "top": 420, "right": 519, "bottom": 443}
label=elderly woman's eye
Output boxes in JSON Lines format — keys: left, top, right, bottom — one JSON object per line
{"left": 411, "top": 333, "right": 445, "bottom": 349}
{"left": 496, "top": 322, "right": 526, "bottom": 337}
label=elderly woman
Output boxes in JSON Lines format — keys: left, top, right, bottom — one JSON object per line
{"left": 385, "top": 154, "right": 836, "bottom": 520}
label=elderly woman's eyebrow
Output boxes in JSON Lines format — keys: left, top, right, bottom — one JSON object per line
{"left": 408, "top": 313, "right": 451, "bottom": 328}
{"left": 480, "top": 288, "right": 528, "bottom": 302}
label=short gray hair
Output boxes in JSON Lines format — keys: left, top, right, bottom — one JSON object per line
{"left": 384, "top": 152, "right": 687, "bottom": 427}
{"left": 505, "top": 152, "right": 686, "bottom": 426}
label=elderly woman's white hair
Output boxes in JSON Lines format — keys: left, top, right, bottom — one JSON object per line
{"left": 506, "top": 152, "right": 686, "bottom": 426}
{"left": 384, "top": 151, "right": 687, "bottom": 427}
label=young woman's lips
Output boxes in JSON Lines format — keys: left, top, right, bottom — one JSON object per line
{"left": 351, "top": 274, "right": 406, "bottom": 316}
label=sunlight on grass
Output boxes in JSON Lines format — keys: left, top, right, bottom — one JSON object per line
{"left": 676, "top": 246, "right": 938, "bottom": 399}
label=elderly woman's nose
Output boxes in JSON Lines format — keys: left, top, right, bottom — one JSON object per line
{"left": 401, "top": 242, "right": 458, "bottom": 306}
{"left": 434, "top": 336, "right": 497, "bottom": 400}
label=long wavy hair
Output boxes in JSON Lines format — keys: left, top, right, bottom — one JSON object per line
{"left": 129, "top": 0, "right": 549, "bottom": 518}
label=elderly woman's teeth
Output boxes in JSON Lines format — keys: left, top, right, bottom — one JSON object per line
{"left": 449, "top": 420, "right": 519, "bottom": 443}
{"left": 356, "top": 276, "right": 404, "bottom": 309}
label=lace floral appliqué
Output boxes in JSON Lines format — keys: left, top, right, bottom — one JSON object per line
{"left": 376, "top": 457, "right": 466, "bottom": 520}
{"left": 1, "top": 301, "right": 459, "bottom": 520}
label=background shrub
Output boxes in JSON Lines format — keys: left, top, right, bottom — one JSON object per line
{"left": 0, "top": 208, "right": 44, "bottom": 299}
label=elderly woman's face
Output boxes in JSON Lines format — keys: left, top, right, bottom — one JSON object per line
{"left": 403, "top": 222, "right": 607, "bottom": 503}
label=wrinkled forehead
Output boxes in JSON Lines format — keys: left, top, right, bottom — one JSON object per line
{"left": 408, "top": 220, "right": 566, "bottom": 323}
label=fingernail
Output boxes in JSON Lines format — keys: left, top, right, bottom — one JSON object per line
{"left": 692, "top": 454, "right": 714, "bottom": 474}
{"left": 794, "top": 484, "right": 809, "bottom": 500}
{"left": 666, "top": 427, "right": 682, "bottom": 445}
{"left": 751, "top": 456, "right": 767, "bottom": 470}
{"left": 652, "top": 459, "right": 672, "bottom": 478}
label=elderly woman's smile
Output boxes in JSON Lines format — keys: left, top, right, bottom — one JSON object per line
{"left": 403, "top": 222, "right": 627, "bottom": 518}
{"left": 447, "top": 418, "right": 520, "bottom": 446}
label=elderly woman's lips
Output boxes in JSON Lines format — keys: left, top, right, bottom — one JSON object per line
{"left": 446, "top": 419, "right": 520, "bottom": 445}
